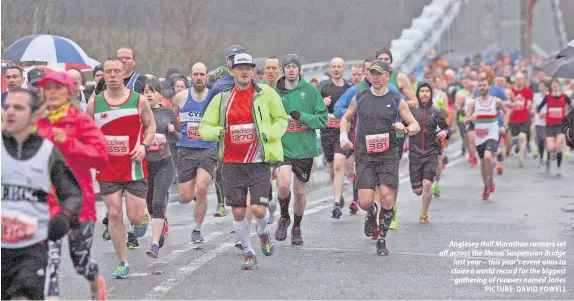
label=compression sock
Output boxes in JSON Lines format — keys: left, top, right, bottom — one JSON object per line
{"left": 557, "top": 152, "right": 563, "bottom": 167}
{"left": 234, "top": 219, "right": 254, "bottom": 254}
{"left": 254, "top": 209, "right": 269, "bottom": 235}
{"left": 278, "top": 193, "right": 291, "bottom": 219}
{"left": 293, "top": 214, "right": 303, "bottom": 228}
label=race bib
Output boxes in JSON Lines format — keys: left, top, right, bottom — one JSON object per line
{"left": 286, "top": 118, "right": 309, "bottom": 133}
{"left": 548, "top": 108, "right": 563, "bottom": 118}
{"left": 186, "top": 123, "right": 201, "bottom": 139}
{"left": 365, "top": 133, "right": 389, "bottom": 153}
{"left": 2, "top": 209, "right": 37, "bottom": 243}
{"left": 475, "top": 128, "right": 490, "bottom": 138}
{"left": 106, "top": 135, "right": 130, "bottom": 156}
{"left": 327, "top": 114, "right": 341, "bottom": 129}
{"left": 149, "top": 133, "right": 166, "bottom": 151}
{"left": 230, "top": 124, "right": 256, "bottom": 144}
{"left": 515, "top": 99, "right": 524, "bottom": 107}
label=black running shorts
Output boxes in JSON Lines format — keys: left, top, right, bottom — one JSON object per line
{"left": 476, "top": 139, "right": 499, "bottom": 159}
{"left": 355, "top": 159, "right": 400, "bottom": 190}
{"left": 409, "top": 155, "right": 438, "bottom": 190}
{"left": 320, "top": 131, "right": 354, "bottom": 163}
{"left": 221, "top": 163, "right": 271, "bottom": 208}
{"left": 280, "top": 157, "right": 314, "bottom": 183}
{"left": 545, "top": 124, "right": 563, "bottom": 138}
{"left": 509, "top": 121, "right": 530, "bottom": 137}
{"left": 177, "top": 147, "right": 218, "bottom": 183}
{"left": 1, "top": 242, "right": 49, "bottom": 300}
{"left": 98, "top": 179, "right": 148, "bottom": 199}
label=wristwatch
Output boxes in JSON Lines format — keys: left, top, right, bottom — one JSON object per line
{"left": 142, "top": 143, "right": 150, "bottom": 152}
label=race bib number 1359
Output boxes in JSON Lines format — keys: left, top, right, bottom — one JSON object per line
{"left": 106, "top": 135, "right": 130, "bottom": 156}
{"left": 365, "top": 133, "right": 389, "bottom": 153}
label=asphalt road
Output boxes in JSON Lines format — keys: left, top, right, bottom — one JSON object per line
{"left": 57, "top": 140, "right": 574, "bottom": 300}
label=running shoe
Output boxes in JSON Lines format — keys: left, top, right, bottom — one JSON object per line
{"left": 419, "top": 213, "right": 429, "bottom": 224}
{"left": 364, "top": 208, "right": 377, "bottom": 237}
{"left": 146, "top": 243, "right": 160, "bottom": 258}
{"left": 556, "top": 167, "right": 562, "bottom": 178}
{"left": 258, "top": 229, "right": 275, "bottom": 256}
{"left": 111, "top": 262, "right": 130, "bottom": 279}
{"left": 470, "top": 156, "right": 478, "bottom": 167}
{"left": 191, "top": 230, "right": 204, "bottom": 244}
{"left": 241, "top": 251, "right": 258, "bottom": 270}
{"left": 331, "top": 204, "right": 342, "bottom": 219}
{"left": 291, "top": 227, "right": 303, "bottom": 245}
{"left": 90, "top": 275, "right": 107, "bottom": 300}
{"left": 163, "top": 218, "right": 169, "bottom": 233}
{"left": 489, "top": 182, "right": 496, "bottom": 193}
{"left": 389, "top": 207, "right": 398, "bottom": 230}
{"left": 519, "top": 159, "right": 525, "bottom": 168}
{"left": 275, "top": 217, "right": 291, "bottom": 241}
{"left": 159, "top": 232, "right": 165, "bottom": 248}
{"left": 349, "top": 200, "right": 359, "bottom": 215}
{"left": 533, "top": 147, "right": 539, "bottom": 159}
{"left": 102, "top": 227, "right": 110, "bottom": 241}
{"left": 433, "top": 183, "right": 441, "bottom": 198}
{"left": 371, "top": 227, "right": 381, "bottom": 240}
{"left": 133, "top": 220, "right": 148, "bottom": 238}
{"left": 268, "top": 200, "right": 276, "bottom": 224}
{"left": 127, "top": 232, "right": 139, "bottom": 249}
{"left": 348, "top": 175, "right": 355, "bottom": 184}
{"left": 214, "top": 204, "right": 227, "bottom": 217}
{"left": 376, "top": 238, "right": 389, "bottom": 256}
{"left": 496, "top": 163, "right": 504, "bottom": 175}
{"left": 235, "top": 239, "right": 243, "bottom": 250}
{"left": 482, "top": 185, "right": 490, "bottom": 201}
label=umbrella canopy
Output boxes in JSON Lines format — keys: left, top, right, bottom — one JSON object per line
{"left": 2, "top": 34, "right": 100, "bottom": 68}
{"left": 542, "top": 56, "right": 574, "bottom": 79}
{"left": 556, "top": 40, "right": 574, "bottom": 59}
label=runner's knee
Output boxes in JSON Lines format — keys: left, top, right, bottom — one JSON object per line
{"left": 107, "top": 205, "right": 123, "bottom": 222}
{"left": 422, "top": 179, "right": 432, "bottom": 190}
{"left": 412, "top": 187, "right": 423, "bottom": 196}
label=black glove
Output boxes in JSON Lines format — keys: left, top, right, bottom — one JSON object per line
{"left": 290, "top": 111, "right": 301, "bottom": 121}
{"left": 48, "top": 213, "right": 70, "bottom": 241}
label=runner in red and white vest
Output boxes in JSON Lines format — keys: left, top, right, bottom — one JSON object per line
{"left": 509, "top": 72, "right": 533, "bottom": 167}
{"left": 537, "top": 78, "right": 570, "bottom": 177}
{"left": 86, "top": 56, "right": 157, "bottom": 279}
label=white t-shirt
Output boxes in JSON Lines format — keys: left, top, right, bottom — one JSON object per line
{"left": 533, "top": 92, "right": 546, "bottom": 126}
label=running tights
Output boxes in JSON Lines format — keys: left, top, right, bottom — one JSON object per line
{"left": 46, "top": 222, "right": 99, "bottom": 297}
{"left": 146, "top": 157, "right": 175, "bottom": 219}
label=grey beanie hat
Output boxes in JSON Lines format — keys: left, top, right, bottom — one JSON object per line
{"left": 282, "top": 54, "right": 302, "bottom": 70}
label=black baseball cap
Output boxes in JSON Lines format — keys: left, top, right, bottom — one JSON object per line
{"left": 368, "top": 60, "right": 392, "bottom": 74}
{"left": 226, "top": 45, "right": 246, "bottom": 60}
{"left": 27, "top": 68, "right": 46, "bottom": 84}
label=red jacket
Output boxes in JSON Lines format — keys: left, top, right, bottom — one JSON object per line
{"left": 36, "top": 105, "right": 109, "bottom": 223}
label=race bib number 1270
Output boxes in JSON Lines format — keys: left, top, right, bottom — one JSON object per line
{"left": 230, "top": 124, "right": 256, "bottom": 144}
{"left": 106, "top": 135, "right": 130, "bottom": 156}
{"left": 365, "top": 133, "right": 389, "bottom": 153}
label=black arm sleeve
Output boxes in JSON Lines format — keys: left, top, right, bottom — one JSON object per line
{"left": 435, "top": 109, "right": 452, "bottom": 139}
{"left": 536, "top": 96, "right": 548, "bottom": 113}
{"left": 49, "top": 148, "right": 83, "bottom": 219}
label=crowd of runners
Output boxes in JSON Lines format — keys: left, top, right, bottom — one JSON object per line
{"left": 2, "top": 44, "right": 574, "bottom": 300}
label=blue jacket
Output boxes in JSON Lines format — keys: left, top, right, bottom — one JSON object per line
{"left": 333, "top": 80, "right": 405, "bottom": 118}
{"left": 205, "top": 71, "right": 235, "bottom": 103}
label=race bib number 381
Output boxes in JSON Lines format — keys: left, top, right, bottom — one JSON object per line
{"left": 230, "top": 124, "right": 256, "bottom": 144}
{"left": 2, "top": 209, "right": 38, "bottom": 243}
{"left": 365, "top": 133, "right": 390, "bottom": 153}
{"left": 106, "top": 135, "right": 130, "bottom": 156}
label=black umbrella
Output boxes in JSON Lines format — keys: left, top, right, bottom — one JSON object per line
{"left": 542, "top": 56, "right": 574, "bottom": 78}
{"left": 556, "top": 40, "right": 574, "bottom": 59}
